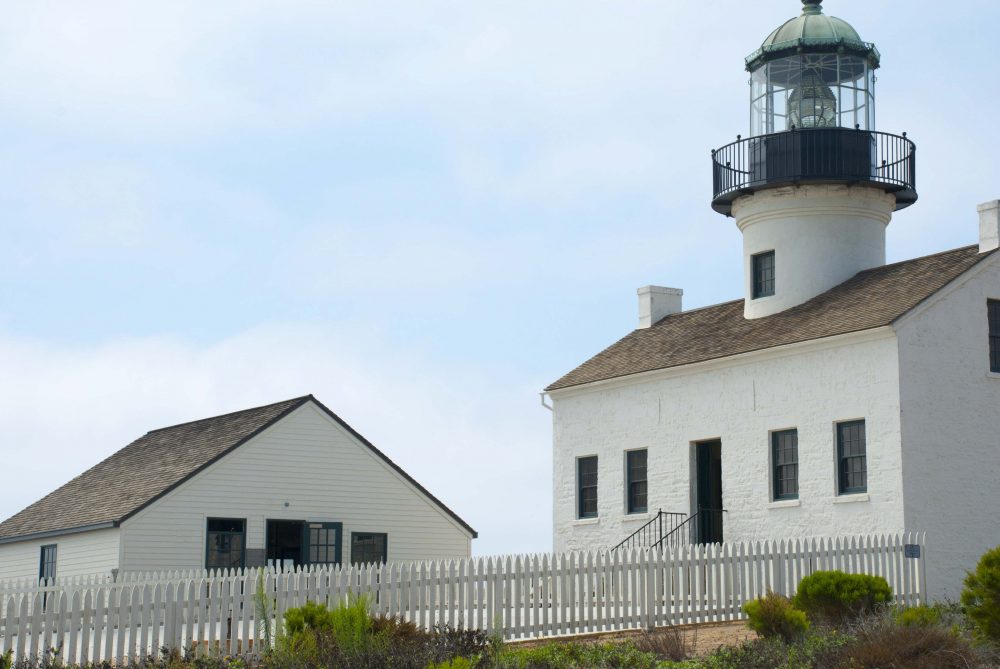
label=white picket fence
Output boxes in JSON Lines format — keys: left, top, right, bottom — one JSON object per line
{"left": 0, "top": 532, "right": 926, "bottom": 665}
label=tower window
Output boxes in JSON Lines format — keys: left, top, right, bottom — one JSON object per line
{"left": 626, "top": 449, "right": 648, "bottom": 514}
{"left": 752, "top": 251, "right": 775, "bottom": 299}
{"left": 771, "top": 430, "right": 798, "bottom": 501}
{"left": 989, "top": 300, "right": 1000, "bottom": 373}
{"left": 577, "top": 456, "right": 598, "bottom": 519}
{"left": 837, "top": 420, "right": 867, "bottom": 495}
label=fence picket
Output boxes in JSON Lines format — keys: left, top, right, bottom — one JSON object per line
{"left": 0, "top": 532, "right": 931, "bottom": 663}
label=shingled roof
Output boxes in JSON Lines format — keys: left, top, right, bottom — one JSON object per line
{"left": 0, "top": 395, "right": 477, "bottom": 542}
{"left": 547, "top": 245, "right": 997, "bottom": 391}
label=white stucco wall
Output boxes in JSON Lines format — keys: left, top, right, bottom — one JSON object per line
{"left": 896, "top": 252, "right": 1000, "bottom": 600}
{"left": 733, "top": 185, "right": 894, "bottom": 319}
{"left": 0, "top": 528, "right": 120, "bottom": 581}
{"left": 551, "top": 330, "right": 905, "bottom": 554}
{"left": 119, "top": 402, "right": 472, "bottom": 571}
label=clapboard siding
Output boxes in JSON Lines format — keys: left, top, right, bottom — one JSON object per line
{"left": 120, "top": 403, "right": 471, "bottom": 571}
{"left": 0, "top": 529, "right": 120, "bottom": 581}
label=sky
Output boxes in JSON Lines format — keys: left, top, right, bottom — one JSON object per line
{"left": 1, "top": 0, "right": 999, "bottom": 557}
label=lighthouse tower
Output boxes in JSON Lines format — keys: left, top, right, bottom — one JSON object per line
{"left": 711, "top": 0, "right": 917, "bottom": 319}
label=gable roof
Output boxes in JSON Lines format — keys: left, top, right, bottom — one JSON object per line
{"left": 547, "top": 245, "right": 997, "bottom": 392}
{"left": 0, "top": 395, "right": 476, "bottom": 543}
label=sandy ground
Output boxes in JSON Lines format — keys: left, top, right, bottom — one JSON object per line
{"left": 509, "top": 620, "right": 755, "bottom": 658}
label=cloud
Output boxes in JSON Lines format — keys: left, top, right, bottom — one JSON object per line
{"left": 0, "top": 324, "right": 552, "bottom": 556}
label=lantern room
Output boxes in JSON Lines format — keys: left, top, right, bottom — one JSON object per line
{"left": 746, "top": 0, "right": 878, "bottom": 136}
{"left": 710, "top": 0, "right": 917, "bottom": 219}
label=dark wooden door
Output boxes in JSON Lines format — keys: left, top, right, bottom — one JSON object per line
{"left": 696, "top": 440, "right": 724, "bottom": 544}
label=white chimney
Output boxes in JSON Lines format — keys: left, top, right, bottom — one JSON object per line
{"left": 637, "top": 286, "right": 683, "bottom": 329}
{"left": 980, "top": 200, "right": 1000, "bottom": 253}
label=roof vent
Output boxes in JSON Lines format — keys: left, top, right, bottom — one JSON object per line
{"left": 638, "top": 286, "right": 683, "bottom": 329}
{"left": 980, "top": 200, "right": 1000, "bottom": 253}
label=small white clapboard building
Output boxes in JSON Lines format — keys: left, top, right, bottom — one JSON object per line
{"left": 545, "top": 1, "right": 1000, "bottom": 600}
{"left": 0, "top": 395, "right": 475, "bottom": 581}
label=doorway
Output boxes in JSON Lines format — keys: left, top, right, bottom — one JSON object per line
{"left": 266, "top": 519, "right": 343, "bottom": 567}
{"left": 267, "top": 520, "right": 304, "bottom": 567}
{"left": 695, "top": 440, "right": 724, "bottom": 544}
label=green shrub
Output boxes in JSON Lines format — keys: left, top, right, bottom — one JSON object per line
{"left": 496, "top": 641, "right": 662, "bottom": 668}
{"left": 792, "top": 571, "right": 892, "bottom": 624}
{"left": 0, "top": 650, "right": 11, "bottom": 669}
{"left": 962, "top": 545, "right": 1000, "bottom": 642}
{"left": 743, "top": 591, "right": 809, "bottom": 642}
{"left": 425, "top": 659, "right": 475, "bottom": 669}
{"left": 632, "top": 628, "right": 692, "bottom": 661}
{"left": 283, "top": 600, "right": 335, "bottom": 636}
{"left": 327, "top": 595, "right": 373, "bottom": 656}
{"left": 430, "top": 624, "right": 490, "bottom": 659}
{"left": 371, "top": 614, "right": 423, "bottom": 641}
{"left": 837, "top": 609, "right": 982, "bottom": 669}
{"left": 895, "top": 604, "right": 942, "bottom": 627}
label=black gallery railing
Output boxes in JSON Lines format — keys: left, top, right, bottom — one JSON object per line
{"left": 711, "top": 128, "right": 917, "bottom": 215}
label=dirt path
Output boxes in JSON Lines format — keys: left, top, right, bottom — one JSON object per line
{"left": 509, "top": 620, "right": 755, "bottom": 657}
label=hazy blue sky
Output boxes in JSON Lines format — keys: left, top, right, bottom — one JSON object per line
{"left": 1, "top": 0, "right": 998, "bottom": 556}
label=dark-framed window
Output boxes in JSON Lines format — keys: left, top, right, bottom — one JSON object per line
{"left": 39, "top": 544, "right": 57, "bottom": 583}
{"left": 205, "top": 518, "right": 246, "bottom": 570}
{"left": 306, "top": 522, "right": 342, "bottom": 565}
{"left": 577, "top": 456, "right": 598, "bottom": 519}
{"left": 351, "top": 532, "right": 388, "bottom": 565}
{"left": 989, "top": 299, "right": 1000, "bottom": 373}
{"left": 626, "top": 450, "right": 648, "bottom": 514}
{"left": 771, "top": 430, "right": 799, "bottom": 500}
{"left": 752, "top": 251, "right": 775, "bottom": 299}
{"left": 837, "top": 420, "right": 867, "bottom": 494}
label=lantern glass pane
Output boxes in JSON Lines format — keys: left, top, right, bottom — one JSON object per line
{"left": 750, "top": 54, "right": 875, "bottom": 137}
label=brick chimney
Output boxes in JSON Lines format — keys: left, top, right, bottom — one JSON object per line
{"left": 637, "top": 286, "right": 683, "bottom": 329}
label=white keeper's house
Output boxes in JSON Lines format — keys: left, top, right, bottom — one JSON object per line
{"left": 545, "top": 0, "right": 1000, "bottom": 600}
{"left": 0, "top": 395, "right": 476, "bottom": 582}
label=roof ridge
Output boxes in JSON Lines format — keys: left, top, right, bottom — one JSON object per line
{"left": 144, "top": 395, "right": 313, "bottom": 435}
{"left": 859, "top": 244, "right": 980, "bottom": 275}
{"left": 651, "top": 298, "right": 743, "bottom": 327}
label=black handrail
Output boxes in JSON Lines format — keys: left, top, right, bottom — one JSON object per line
{"left": 648, "top": 508, "right": 728, "bottom": 549}
{"left": 711, "top": 127, "right": 917, "bottom": 215}
{"left": 612, "top": 509, "right": 687, "bottom": 552}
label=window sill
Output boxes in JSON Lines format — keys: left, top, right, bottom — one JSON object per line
{"left": 987, "top": 371, "right": 1000, "bottom": 380}
{"left": 833, "top": 493, "right": 870, "bottom": 504}
{"left": 767, "top": 499, "right": 801, "bottom": 509}
{"left": 573, "top": 517, "right": 600, "bottom": 526}
{"left": 622, "top": 513, "right": 652, "bottom": 523}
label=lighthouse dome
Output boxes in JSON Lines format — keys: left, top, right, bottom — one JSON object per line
{"left": 746, "top": 0, "right": 879, "bottom": 73}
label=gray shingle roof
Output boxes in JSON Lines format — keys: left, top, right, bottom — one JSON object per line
{"left": 0, "top": 395, "right": 477, "bottom": 542}
{"left": 547, "top": 245, "right": 996, "bottom": 392}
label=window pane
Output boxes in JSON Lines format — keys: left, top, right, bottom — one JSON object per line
{"left": 752, "top": 252, "right": 776, "bottom": 299}
{"left": 989, "top": 300, "right": 1000, "bottom": 373}
{"left": 351, "top": 533, "right": 388, "bottom": 565}
{"left": 578, "top": 457, "right": 598, "bottom": 518}
{"left": 626, "top": 450, "right": 648, "bottom": 514}
{"left": 39, "top": 545, "right": 57, "bottom": 582}
{"left": 837, "top": 421, "right": 867, "bottom": 494}
{"left": 772, "top": 430, "right": 798, "bottom": 500}
{"left": 206, "top": 518, "right": 246, "bottom": 569}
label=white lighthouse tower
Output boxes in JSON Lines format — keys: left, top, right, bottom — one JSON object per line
{"left": 711, "top": 0, "right": 917, "bottom": 319}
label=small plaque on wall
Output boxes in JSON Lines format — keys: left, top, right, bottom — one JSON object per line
{"left": 904, "top": 544, "right": 921, "bottom": 559}
{"left": 246, "top": 549, "right": 267, "bottom": 567}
